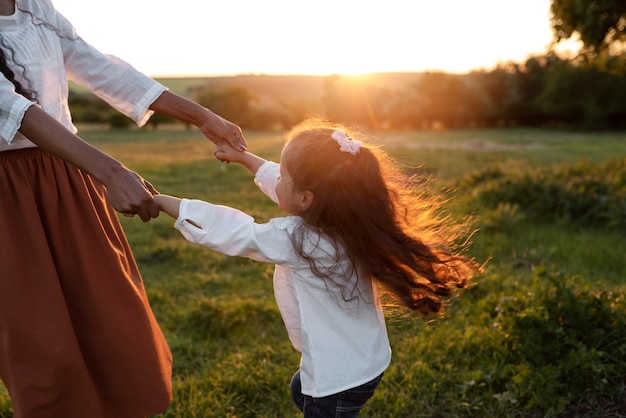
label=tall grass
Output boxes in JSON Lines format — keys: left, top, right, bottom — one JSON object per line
{"left": 0, "top": 127, "right": 624, "bottom": 417}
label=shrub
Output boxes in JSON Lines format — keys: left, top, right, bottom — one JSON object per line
{"left": 107, "top": 111, "right": 132, "bottom": 129}
{"left": 494, "top": 271, "right": 626, "bottom": 415}
{"left": 468, "top": 158, "right": 626, "bottom": 229}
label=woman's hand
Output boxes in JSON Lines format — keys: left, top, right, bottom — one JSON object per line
{"left": 104, "top": 166, "right": 160, "bottom": 222}
{"left": 200, "top": 112, "right": 247, "bottom": 152}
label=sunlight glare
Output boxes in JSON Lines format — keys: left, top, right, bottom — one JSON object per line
{"left": 52, "top": 0, "right": 563, "bottom": 77}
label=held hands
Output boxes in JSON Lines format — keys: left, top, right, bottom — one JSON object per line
{"left": 200, "top": 111, "right": 247, "bottom": 152}
{"left": 214, "top": 140, "right": 245, "bottom": 163}
{"left": 104, "top": 166, "right": 160, "bottom": 222}
{"left": 214, "top": 140, "right": 267, "bottom": 175}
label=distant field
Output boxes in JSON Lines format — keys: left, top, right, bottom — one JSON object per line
{"left": 80, "top": 124, "right": 626, "bottom": 180}
{"left": 68, "top": 78, "right": 211, "bottom": 96}
{"left": 70, "top": 72, "right": 423, "bottom": 102}
{"left": 1, "top": 127, "right": 624, "bottom": 417}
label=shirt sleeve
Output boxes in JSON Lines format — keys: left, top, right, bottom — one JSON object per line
{"left": 174, "top": 198, "right": 299, "bottom": 266}
{"left": 52, "top": 6, "right": 166, "bottom": 126}
{"left": 0, "top": 77, "right": 36, "bottom": 144}
{"left": 254, "top": 161, "right": 280, "bottom": 204}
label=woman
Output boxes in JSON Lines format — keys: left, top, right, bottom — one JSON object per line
{"left": 0, "top": 0, "right": 246, "bottom": 416}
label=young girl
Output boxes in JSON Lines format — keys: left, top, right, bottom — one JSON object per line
{"left": 154, "top": 118, "right": 477, "bottom": 417}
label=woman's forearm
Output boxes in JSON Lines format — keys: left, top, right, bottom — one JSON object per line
{"left": 18, "top": 105, "right": 160, "bottom": 221}
{"left": 149, "top": 90, "right": 208, "bottom": 126}
{"left": 19, "top": 105, "right": 124, "bottom": 184}
{"left": 149, "top": 90, "right": 247, "bottom": 151}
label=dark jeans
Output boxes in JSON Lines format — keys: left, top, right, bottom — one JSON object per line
{"left": 290, "top": 370, "right": 384, "bottom": 417}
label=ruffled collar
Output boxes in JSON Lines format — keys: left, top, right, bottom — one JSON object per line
{"left": 269, "top": 216, "right": 300, "bottom": 233}
{"left": 0, "top": 5, "right": 24, "bottom": 31}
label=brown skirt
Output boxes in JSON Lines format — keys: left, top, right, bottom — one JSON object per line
{"left": 0, "top": 148, "right": 172, "bottom": 418}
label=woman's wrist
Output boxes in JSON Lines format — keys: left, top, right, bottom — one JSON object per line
{"left": 150, "top": 91, "right": 205, "bottom": 126}
{"left": 93, "top": 158, "right": 128, "bottom": 187}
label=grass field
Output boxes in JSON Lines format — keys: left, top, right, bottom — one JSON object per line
{"left": 1, "top": 127, "right": 625, "bottom": 417}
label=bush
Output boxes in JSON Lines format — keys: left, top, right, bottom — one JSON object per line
{"left": 467, "top": 158, "right": 626, "bottom": 230}
{"left": 107, "top": 111, "right": 132, "bottom": 129}
{"left": 491, "top": 271, "right": 626, "bottom": 415}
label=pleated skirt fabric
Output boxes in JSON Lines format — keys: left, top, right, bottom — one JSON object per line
{"left": 0, "top": 148, "right": 172, "bottom": 418}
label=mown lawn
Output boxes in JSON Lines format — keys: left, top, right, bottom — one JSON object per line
{"left": 1, "top": 127, "right": 624, "bottom": 417}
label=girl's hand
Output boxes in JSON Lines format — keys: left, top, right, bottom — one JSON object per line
{"left": 214, "top": 143, "right": 268, "bottom": 175}
{"left": 214, "top": 140, "right": 244, "bottom": 163}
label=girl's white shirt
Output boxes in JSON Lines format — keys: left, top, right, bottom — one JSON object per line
{"left": 175, "top": 161, "right": 392, "bottom": 397}
{"left": 0, "top": 0, "right": 165, "bottom": 150}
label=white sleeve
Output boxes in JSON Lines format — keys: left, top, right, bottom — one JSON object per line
{"left": 174, "top": 199, "right": 299, "bottom": 266}
{"left": 0, "top": 77, "right": 36, "bottom": 144}
{"left": 53, "top": 6, "right": 166, "bottom": 126}
{"left": 254, "top": 161, "right": 280, "bottom": 204}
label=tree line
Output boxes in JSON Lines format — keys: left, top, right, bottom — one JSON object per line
{"left": 69, "top": 52, "right": 626, "bottom": 132}
{"left": 69, "top": 0, "right": 626, "bottom": 131}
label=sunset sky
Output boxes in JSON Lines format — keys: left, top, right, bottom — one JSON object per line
{"left": 51, "top": 0, "right": 580, "bottom": 77}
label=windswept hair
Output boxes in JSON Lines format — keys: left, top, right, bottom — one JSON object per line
{"left": 283, "top": 118, "right": 478, "bottom": 316}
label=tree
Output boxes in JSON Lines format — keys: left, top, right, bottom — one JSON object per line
{"left": 409, "top": 72, "right": 480, "bottom": 129}
{"left": 107, "top": 111, "right": 132, "bottom": 129}
{"left": 195, "top": 86, "right": 255, "bottom": 128}
{"left": 551, "top": 0, "right": 626, "bottom": 55}
{"left": 467, "top": 66, "right": 520, "bottom": 126}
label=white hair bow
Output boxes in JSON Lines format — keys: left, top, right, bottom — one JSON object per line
{"left": 331, "top": 130, "right": 362, "bottom": 155}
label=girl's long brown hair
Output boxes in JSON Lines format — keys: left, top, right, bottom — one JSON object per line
{"left": 283, "top": 118, "right": 478, "bottom": 316}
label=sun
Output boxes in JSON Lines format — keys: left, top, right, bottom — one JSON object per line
{"left": 329, "top": 68, "right": 373, "bottom": 76}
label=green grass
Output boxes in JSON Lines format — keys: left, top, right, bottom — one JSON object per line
{"left": 1, "top": 127, "right": 625, "bottom": 417}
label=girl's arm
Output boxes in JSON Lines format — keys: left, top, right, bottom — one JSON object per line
{"left": 214, "top": 141, "right": 267, "bottom": 175}
{"left": 19, "top": 105, "right": 159, "bottom": 221}
{"left": 216, "top": 141, "right": 280, "bottom": 203}
{"left": 153, "top": 194, "right": 182, "bottom": 219}
{"left": 154, "top": 194, "right": 203, "bottom": 228}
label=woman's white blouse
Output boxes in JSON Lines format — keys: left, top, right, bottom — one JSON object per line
{"left": 0, "top": 0, "right": 166, "bottom": 150}
{"left": 175, "top": 162, "right": 392, "bottom": 397}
